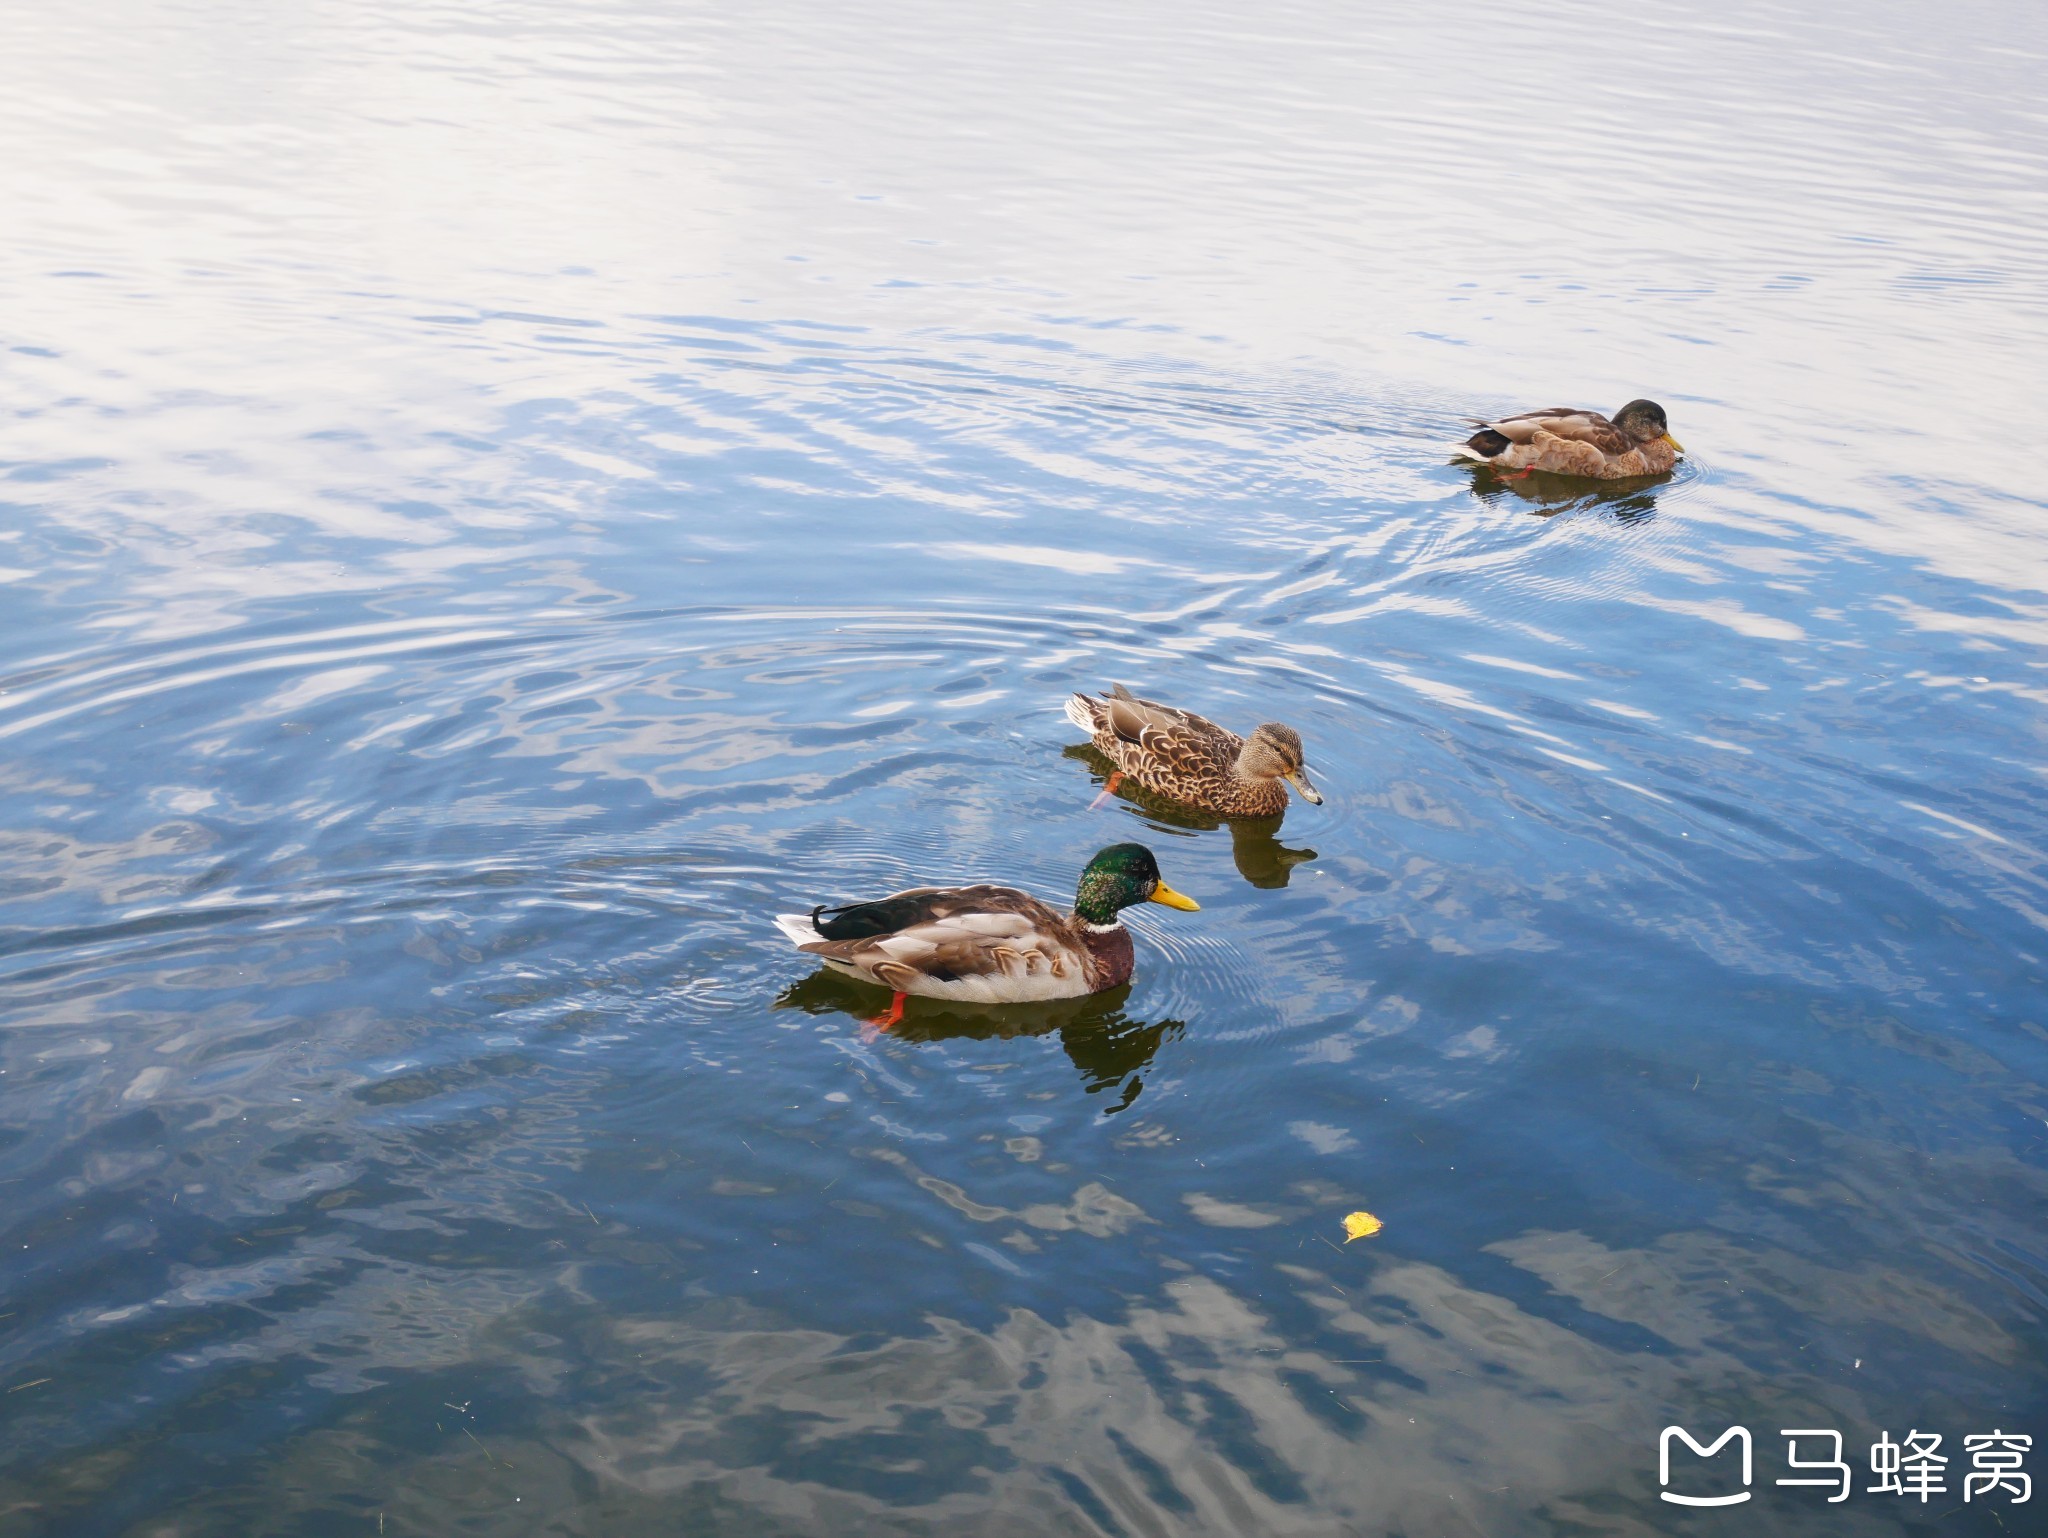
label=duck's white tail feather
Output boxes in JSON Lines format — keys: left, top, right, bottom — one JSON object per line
{"left": 1448, "top": 441, "right": 1494, "bottom": 463}
{"left": 773, "top": 912, "right": 822, "bottom": 949}
{"left": 1063, "top": 693, "right": 1098, "bottom": 734}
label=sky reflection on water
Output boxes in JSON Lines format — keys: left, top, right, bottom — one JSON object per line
{"left": 2, "top": 1, "right": 2046, "bottom": 1534}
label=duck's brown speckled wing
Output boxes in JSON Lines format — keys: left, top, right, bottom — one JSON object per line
{"left": 1100, "top": 684, "right": 1241, "bottom": 783}
{"left": 794, "top": 884, "right": 1087, "bottom": 993}
{"left": 1477, "top": 408, "right": 1632, "bottom": 456}
{"left": 1461, "top": 407, "right": 1639, "bottom": 476}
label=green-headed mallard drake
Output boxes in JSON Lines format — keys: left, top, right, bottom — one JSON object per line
{"left": 1065, "top": 683, "right": 1322, "bottom": 818}
{"left": 1453, "top": 399, "right": 1682, "bottom": 479}
{"left": 774, "top": 842, "right": 1198, "bottom": 1024}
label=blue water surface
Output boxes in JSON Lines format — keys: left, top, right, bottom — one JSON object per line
{"left": 2, "top": 2, "right": 2045, "bottom": 1534}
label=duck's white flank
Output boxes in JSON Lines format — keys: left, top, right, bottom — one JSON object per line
{"left": 773, "top": 899, "right": 1101, "bottom": 1004}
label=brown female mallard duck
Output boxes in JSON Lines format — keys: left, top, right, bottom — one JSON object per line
{"left": 774, "top": 843, "right": 1198, "bottom": 1026}
{"left": 1065, "top": 683, "right": 1322, "bottom": 818}
{"left": 1453, "top": 399, "right": 1682, "bottom": 479}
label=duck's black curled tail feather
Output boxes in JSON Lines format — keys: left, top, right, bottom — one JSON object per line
{"left": 812, "top": 894, "right": 938, "bottom": 940}
{"left": 1465, "top": 427, "right": 1511, "bottom": 458}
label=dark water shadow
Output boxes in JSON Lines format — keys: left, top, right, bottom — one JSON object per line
{"left": 777, "top": 970, "right": 1183, "bottom": 1115}
{"left": 1460, "top": 463, "right": 1673, "bottom": 520}
{"left": 1061, "top": 743, "right": 1318, "bottom": 889}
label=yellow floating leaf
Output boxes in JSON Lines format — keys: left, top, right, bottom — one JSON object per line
{"left": 1342, "top": 1210, "right": 1383, "bottom": 1242}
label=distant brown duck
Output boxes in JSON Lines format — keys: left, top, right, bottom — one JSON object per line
{"left": 773, "top": 843, "right": 1198, "bottom": 1026}
{"left": 1453, "top": 399, "right": 1682, "bottom": 480}
{"left": 1065, "top": 683, "right": 1321, "bottom": 818}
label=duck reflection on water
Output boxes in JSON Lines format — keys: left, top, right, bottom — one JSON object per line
{"left": 776, "top": 971, "right": 1182, "bottom": 1115}
{"left": 1460, "top": 462, "right": 1671, "bottom": 521}
{"left": 1063, "top": 743, "right": 1318, "bottom": 889}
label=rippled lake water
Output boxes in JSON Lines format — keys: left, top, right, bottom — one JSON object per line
{"left": 3, "top": 2, "right": 2046, "bottom": 1533}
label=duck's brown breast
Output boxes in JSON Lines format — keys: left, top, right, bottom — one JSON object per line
{"left": 1636, "top": 439, "right": 1679, "bottom": 475}
{"left": 1595, "top": 440, "right": 1677, "bottom": 478}
{"left": 1078, "top": 924, "right": 1135, "bottom": 991}
{"left": 1216, "top": 778, "right": 1287, "bottom": 818}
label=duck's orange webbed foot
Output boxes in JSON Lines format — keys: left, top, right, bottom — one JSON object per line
{"left": 1088, "top": 770, "right": 1124, "bottom": 811}
{"left": 866, "top": 991, "right": 907, "bottom": 1032}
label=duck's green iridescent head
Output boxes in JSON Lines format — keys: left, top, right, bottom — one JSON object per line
{"left": 1073, "top": 843, "right": 1199, "bottom": 927}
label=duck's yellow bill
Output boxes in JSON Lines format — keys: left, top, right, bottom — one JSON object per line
{"left": 1149, "top": 881, "right": 1200, "bottom": 912}
{"left": 1662, "top": 433, "right": 1684, "bottom": 453}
